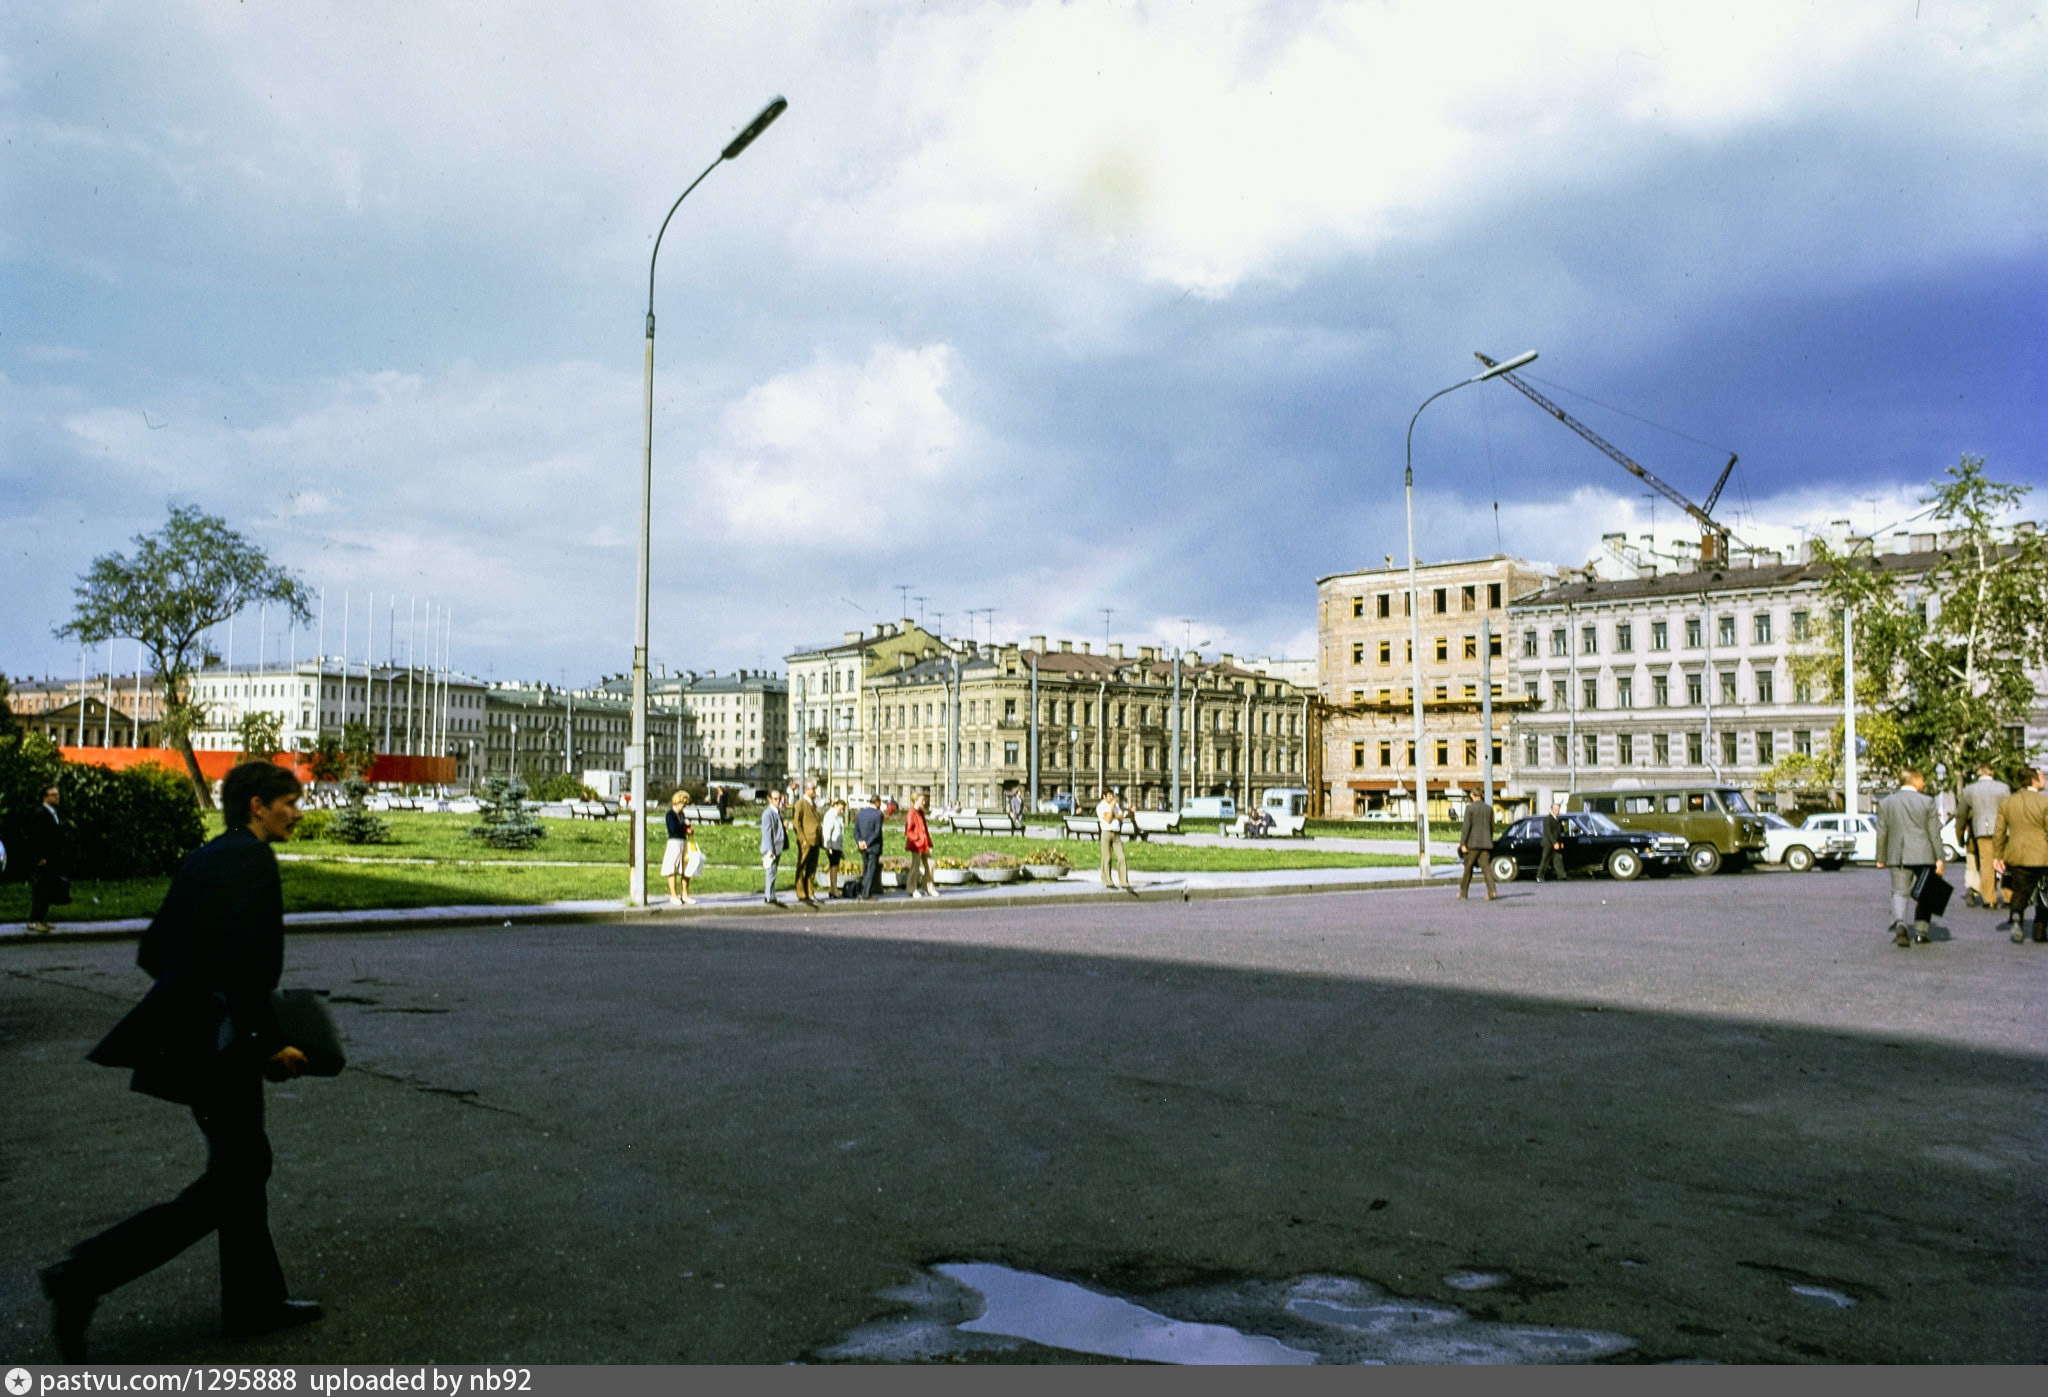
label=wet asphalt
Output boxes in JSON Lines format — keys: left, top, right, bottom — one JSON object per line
{"left": 2, "top": 867, "right": 2043, "bottom": 1365}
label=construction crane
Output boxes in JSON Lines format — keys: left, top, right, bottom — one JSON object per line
{"left": 1475, "top": 352, "right": 1743, "bottom": 566}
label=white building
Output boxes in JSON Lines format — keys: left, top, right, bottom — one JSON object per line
{"left": 189, "top": 659, "right": 487, "bottom": 767}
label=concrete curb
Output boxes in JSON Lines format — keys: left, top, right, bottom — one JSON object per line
{"left": 2, "top": 871, "right": 1455, "bottom": 946}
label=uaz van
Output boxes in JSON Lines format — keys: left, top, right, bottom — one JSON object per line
{"left": 1565, "top": 786, "right": 1767, "bottom": 874}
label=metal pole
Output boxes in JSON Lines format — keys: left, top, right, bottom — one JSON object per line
{"left": 1843, "top": 604, "right": 1859, "bottom": 816}
{"left": 1170, "top": 650, "right": 1183, "bottom": 811}
{"left": 1481, "top": 616, "right": 1495, "bottom": 806}
{"left": 1404, "top": 461, "right": 1429, "bottom": 877}
{"left": 566, "top": 688, "right": 574, "bottom": 774}
{"left": 103, "top": 639, "right": 113, "bottom": 748}
{"left": 1029, "top": 655, "right": 1040, "bottom": 811}
{"left": 1567, "top": 601, "right": 1578, "bottom": 791}
{"left": 1702, "top": 589, "right": 1718, "bottom": 780}
{"left": 76, "top": 648, "right": 86, "bottom": 746}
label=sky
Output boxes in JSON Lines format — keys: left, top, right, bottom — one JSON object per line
{"left": 4, "top": 1, "right": 2044, "bottom": 687}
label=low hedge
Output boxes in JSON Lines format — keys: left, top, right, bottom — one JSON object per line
{"left": 0, "top": 738, "right": 206, "bottom": 880}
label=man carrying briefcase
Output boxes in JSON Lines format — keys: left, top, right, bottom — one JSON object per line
{"left": 39, "top": 761, "right": 328, "bottom": 1361}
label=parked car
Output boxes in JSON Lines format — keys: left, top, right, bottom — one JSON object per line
{"left": 1568, "top": 785, "right": 1768, "bottom": 875}
{"left": 1490, "top": 811, "right": 1690, "bottom": 883}
{"left": 1758, "top": 813, "right": 1857, "bottom": 872}
{"left": 1799, "top": 810, "right": 1963, "bottom": 865}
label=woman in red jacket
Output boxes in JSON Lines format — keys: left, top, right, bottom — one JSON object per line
{"left": 904, "top": 790, "right": 936, "bottom": 898}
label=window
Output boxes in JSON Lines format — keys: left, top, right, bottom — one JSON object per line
{"left": 1652, "top": 673, "right": 1669, "bottom": 707}
{"left": 1582, "top": 732, "right": 1599, "bottom": 767}
{"left": 1434, "top": 637, "right": 1449, "bottom": 663}
{"left": 1617, "top": 676, "right": 1634, "bottom": 708}
{"left": 1615, "top": 622, "right": 1633, "bottom": 653}
{"left": 1377, "top": 640, "right": 1392, "bottom": 664}
{"left": 1377, "top": 593, "right": 1392, "bottom": 619}
{"left": 1651, "top": 620, "right": 1668, "bottom": 651}
{"left": 1406, "top": 740, "right": 1417, "bottom": 766}
{"left": 1462, "top": 584, "right": 1477, "bottom": 612}
{"left": 1686, "top": 731, "right": 1703, "bottom": 764}
{"left": 1719, "top": 672, "right": 1737, "bottom": 705}
{"left": 1463, "top": 635, "right": 1478, "bottom": 660}
{"left": 1352, "top": 597, "right": 1365, "bottom": 617}
{"left": 1617, "top": 733, "right": 1634, "bottom": 765}
{"left": 1460, "top": 738, "right": 1477, "bottom": 766}
{"left": 1718, "top": 615, "right": 1736, "bottom": 647}
{"left": 1795, "top": 678, "right": 1814, "bottom": 704}
{"left": 1352, "top": 741, "right": 1365, "bottom": 769}
{"left": 1523, "top": 630, "right": 1538, "bottom": 658}
{"left": 1757, "top": 730, "right": 1775, "bottom": 763}
{"left": 1352, "top": 643, "right": 1365, "bottom": 665}
{"left": 1753, "top": 614, "right": 1773, "bottom": 645}
{"left": 1582, "top": 677, "right": 1599, "bottom": 710}
{"left": 1463, "top": 683, "right": 1478, "bottom": 700}
{"left": 1553, "top": 734, "right": 1569, "bottom": 765}
{"left": 1433, "top": 685, "right": 1449, "bottom": 702}
{"left": 1524, "top": 680, "right": 1540, "bottom": 703}
{"left": 1435, "top": 739, "right": 1450, "bottom": 765}
{"left": 1653, "top": 732, "right": 1670, "bottom": 766}
{"left": 1377, "top": 688, "right": 1392, "bottom": 703}
{"left": 1488, "top": 633, "right": 1502, "bottom": 658}
{"left": 1404, "top": 638, "right": 1414, "bottom": 663}
{"left": 1755, "top": 670, "right": 1774, "bottom": 703}
{"left": 1379, "top": 741, "right": 1393, "bottom": 768}
{"left": 1582, "top": 624, "right": 1598, "bottom": 655}
{"left": 1489, "top": 582, "right": 1503, "bottom": 609}
{"left": 1524, "top": 734, "right": 1540, "bottom": 766}
{"left": 1791, "top": 610, "right": 1810, "bottom": 641}
{"left": 1434, "top": 587, "right": 1448, "bottom": 614}
{"left": 1686, "top": 672, "right": 1704, "bottom": 705}
{"left": 1552, "top": 679, "right": 1568, "bottom": 710}
{"left": 1685, "top": 617, "right": 1702, "bottom": 648}
{"left": 1551, "top": 628, "right": 1569, "bottom": 657}
{"left": 1795, "top": 729, "right": 1812, "bottom": 757}
{"left": 1721, "top": 731, "right": 1739, "bottom": 765}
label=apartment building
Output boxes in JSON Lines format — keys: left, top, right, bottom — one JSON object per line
{"left": 646, "top": 669, "right": 788, "bottom": 790}
{"left": 483, "top": 681, "right": 702, "bottom": 792}
{"left": 785, "top": 621, "right": 946, "bottom": 801}
{"left": 189, "top": 660, "right": 488, "bottom": 765}
{"left": 1315, "top": 555, "right": 1554, "bottom": 819}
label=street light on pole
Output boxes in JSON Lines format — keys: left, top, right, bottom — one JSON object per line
{"left": 628, "top": 96, "right": 787, "bottom": 908}
{"left": 1403, "top": 349, "right": 1535, "bottom": 879}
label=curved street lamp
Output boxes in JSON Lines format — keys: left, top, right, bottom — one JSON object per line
{"left": 1402, "top": 349, "right": 1535, "bottom": 879}
{"left": 629, "top": 97, "right": 788, "bottom": 907}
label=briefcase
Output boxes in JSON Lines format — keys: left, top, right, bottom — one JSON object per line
{"left": 271, "top": 988, "right": 346, "bottom": 1077}
{"left": 1910, "top": 867, "right": 1954, "bottom": 921}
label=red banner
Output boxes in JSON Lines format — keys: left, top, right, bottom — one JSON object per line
{"left": 59, "top": 747, "right": 459, "bottom": 786}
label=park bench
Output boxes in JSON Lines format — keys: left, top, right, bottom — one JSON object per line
{"left": 1062, "top": 815, "right": 1142, "bottom": 841}
{"left": 567, "top": 799, "right": 620, "bottom": 821}
{"left": 948, "top": 811, "right": 1023, "bottom": 837}
{"left": 1132, "top": 810, "right": 1182, "bottom": 838}
{"left": 683, "top": 803, "right": 727, "bottom": 825}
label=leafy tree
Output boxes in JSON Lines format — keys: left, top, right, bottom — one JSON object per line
{"left": 532, "top": 771, "right": 595, "bottom": 803}
{"left": 55, "top": 506, "right": 309, "bottom": 807}
{"left": 326, "top": 775, "right": 393, "bottom": 845}
{"left": 298, "top": 733, "right": 345, "bottom": 784}
{"left": 235, "top": 710, "right": 285, "bottom": 763}
{"left": 1769, "top": 457, "right": 2048, "bottom": 799}
{"left": 467, "top": 776, "right": 546, "bottom": 849}
{"left": 340, "top": 720, "right": 377, "bottom": 779}
{"left": 0, "top": 673, "right": 20, "bottom": 747}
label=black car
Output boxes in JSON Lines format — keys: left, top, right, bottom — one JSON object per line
{"left": 1490, "top": 811, "right": 1690, "bottom": 883}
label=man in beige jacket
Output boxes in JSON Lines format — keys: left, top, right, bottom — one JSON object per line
{"left": 1992, "top": 766, "right": 2048, "bottom": 944}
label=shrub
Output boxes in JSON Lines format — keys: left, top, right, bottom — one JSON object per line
{"left": 0, "top": 739, "right": 205, "bottom": 880}
{"left": 468, "top": 777, "right": 546, "bottom": 850}
{"left": 327, "top": 776, "right": 394, "bottom": 845}
{"left": 292, "top": 809, "right": 332, "bottom": 841}
{"left": 1021, "top": 846, "right": 1072, "bottom": 867}
{"left": 531, "top": 772, "right": 593, "bottom": 803}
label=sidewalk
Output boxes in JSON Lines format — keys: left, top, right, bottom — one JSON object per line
{"left": 1, "top": 861, "right": 1456, "bottom": 945}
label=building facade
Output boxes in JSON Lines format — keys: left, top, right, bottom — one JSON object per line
{"left": 188, "top": 661, "right": 488, "bottom": 777}
{"left": 785, "top": 622, "right": 946, "bottom": 801}
{"left": 645, "top": 669, "right": 788, "bottom": 790}
{"left": 482, "top": 681, "right": 701, "bottom": 793}
{"left": 1315, "top": 555, "right": 1555, "bottom": 819}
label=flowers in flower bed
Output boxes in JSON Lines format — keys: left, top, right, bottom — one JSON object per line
{"left": 881, "top": 856, "right": 909, "bottom": 872}
{"left": 935, "top": 856, "right": 973, "bottom": 869}
{"left": 968, "top": 852, "right": 1020, "bottom": 869}
{"left": 1021, "top": 847, "right": 1071, "bottom": 867}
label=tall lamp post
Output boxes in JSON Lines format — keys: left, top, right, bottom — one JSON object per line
{"left": 1403, "top": 349, "right": 1536, "bottom": 879}
{"left": 628, "top": 96, "right": 787, "bottom": 907}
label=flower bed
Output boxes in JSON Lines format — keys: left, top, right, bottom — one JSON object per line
{"left": 969, "top": 851, "right": 1020, "bottom": 883}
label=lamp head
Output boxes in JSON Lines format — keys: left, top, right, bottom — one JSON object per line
{"left": 1473, "top": 349, "right": 1538, "bottom": 382}
{"left": 722, "top": 97, "right": 788, "bottom": 160}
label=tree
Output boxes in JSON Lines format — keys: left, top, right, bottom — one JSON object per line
{"left": 326, "top": 775, "right": 393, "bottom": 845}
{"left": 235, "top": 710, "right": 285, "bottom": 763}
{"left": 1771, "top": 457, "right": 2048, "bottom": 798}
{"left": 55, "top": 506, "right": 309, "bottom": 807}
{"left": 298, "top": 733, "right": 345, "bottom": 785}
{"left": 340, "top": 720, "right": 377, "bottom": 779}
{"left": 467, "top": 776, "right": 546, "bottom": 850}
{"left": 0, "top": 673, "right": 19, "bottom": 747}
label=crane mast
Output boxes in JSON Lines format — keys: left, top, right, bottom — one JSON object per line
{"left": 1474, "top": 352, "right": 1741, "bottom": 566}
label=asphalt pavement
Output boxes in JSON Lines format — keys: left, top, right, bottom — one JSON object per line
{"left": 3, "top": 868, "right": 2042, "bottom": 1364}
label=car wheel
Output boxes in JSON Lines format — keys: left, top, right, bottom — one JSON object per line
{"left": 1490, "top": 853, "right": 1519, "bottom": 884}
{"left": 1687, "top": 843, "right": 1723, "bottom": 876}
{"left": 1606, "top": 848, "right": 1644, "bottom": 881}
{"left": 1784, "top": 845, "right": 1815, "bottom": 873}
{"left": 1818, "top": 858, "right": 1843, "bottom": 871}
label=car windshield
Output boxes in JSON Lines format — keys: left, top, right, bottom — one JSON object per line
{"left": 1574, "top": 812, "right": 1622, "bottom": 834}
{"left": 1720, "top": 789, "right": 1755, "bottom": 814}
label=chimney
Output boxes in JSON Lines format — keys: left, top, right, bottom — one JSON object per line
{"left": 843, "top": 630, "right": 861, "bottom": 644}
{"left": 1110, "top": 643, "right": 1124, "bottom": 660}
{"left": 1220, "top": 653, "right": 1235, "bottom": 668}
{"left": 1029, "top": 635, "right": 1046, "bottom": 652}
{"left": 1081, "top": 641, "right": 1091, "bottom": 654}
{"left": 1059, "top": 640, "right": 1073, "bottom": 653}
{"left": 1139, "top": 646, "right": 1158, "bottom": 662}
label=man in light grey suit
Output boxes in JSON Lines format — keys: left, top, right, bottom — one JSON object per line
{"left": 759, "top": 789, "right": 788, "bottom": 906}
{"left": 1875, "top": 769, "right": 1946, "bottom": 947}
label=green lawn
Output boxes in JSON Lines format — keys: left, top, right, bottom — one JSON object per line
{"left": 4, "top": 810, "right": 1414, "bottom": 927}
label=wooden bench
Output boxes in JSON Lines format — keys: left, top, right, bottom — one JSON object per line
{"left": 948, "top": 812, "right": 1023, "bottom": 837}
{"left": 567, "top": 800, "right": 620, "bottom": 821}
{"left": 1062, "top": 815, "right": 1142, "bottom": 841}
{"left": 682, "top": 803, "right": 727, "bottom": 825}
{"left": 1132, "top": 810, "right": 1182, "bottom": 837}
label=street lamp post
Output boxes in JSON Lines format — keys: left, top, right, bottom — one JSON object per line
{"left": 1403, "top": 349, "right": 1535, "bottom": 879}
{"left": 628, "top": 96, "right": 787, "bottom": 907}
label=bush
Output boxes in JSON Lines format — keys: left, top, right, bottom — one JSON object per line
{"left": 292, "top": 809, "right": 332, "bottom": 841}
{"left": 531, "top": 772, "right": 593, "bottom": 803}
{"left": 327, "top": 776, "right": 393, "bottom": 845}
{"left": 0, "top": 738, "right": 205, "bottom": 880}
{"left": 468, "top": 777, "right": 546, "bottom": 850}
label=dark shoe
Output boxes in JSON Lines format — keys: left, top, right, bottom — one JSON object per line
{"left": 1913, "top": 921, "right": 1932, "bottom": 944}
{"left": 1964, "top": 889, "right": 1982, "bottom": 908}
{"left": 2013, "top": 924, "right": 2027, "bottom": 943}
{"left": 1893, "top": 923, "right": 1911, "bottom": 947}
{"left": 225, "top": 1299, "right": 324, "bottom": 1340}
{"left": 39, "top": 1263, "right": 94, "bottom": 1363}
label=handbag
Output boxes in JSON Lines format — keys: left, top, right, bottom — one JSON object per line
{"left": 270, "top": 988, "right": 346, "bottom": 1076}
{"left": 684, "top": 840, "right": 705, "bottom": 878}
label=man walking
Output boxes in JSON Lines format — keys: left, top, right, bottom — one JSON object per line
{"left": 853, "top": 792, "right": 885, "bottom": 899}
{"left": 40, "top": 761, "right": 322, "bottom": 1361}
{"left": 1956, "top": 764, "right": 2011, "bottom": 911}
{"left": 1535, "top": 800, "right": 1569, "bottom": 883}
{"left": 790, "top": 781, "right": 824, "bottom": 906}
{"left": 759, "top": 788, "right": 788, "bottom": 906}
{"left": 1458, "top": 796, "right": 1497, "bottom": 901}
{"left": 1992, "top": 766, "right": 2048, "bottom": 944}
{"left": 1875, "top": 769, "right": 1946, "bottom": 947}
{"left": 1097, "top": 787, "right": 1134, "bottom": 892}
{"left": 25, "top": 782, "right": 67, "bottom": 933}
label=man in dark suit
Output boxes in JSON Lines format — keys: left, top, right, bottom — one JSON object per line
{"left": 26, "top": 782, "right": 67, "bottom": 933}
{"left": 1458, "top": 797, "right": 1497, "bottom": 901}
{"left": 853, "top": 792, "right": 885, "bottom": 899}
{"left": 1536, "top": 799, "right": 1570, "bottom": 883}
{"left": 39, "top": 761, "right": 322, "bottom": 1361}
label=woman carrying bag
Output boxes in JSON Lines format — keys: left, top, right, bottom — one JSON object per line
{"left": 662, "top": 791, "right": 697, "bottom": 906}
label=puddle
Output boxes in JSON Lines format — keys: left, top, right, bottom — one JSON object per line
{"left": 1788, "top": 1284, "right": 1855, "bottom": 1309}
{"left": 1445, "top": 1271, "right": 1511, "bottom": 1291}
{"left": 820, "top": 1265, "right": 1635, "bottom": 1365}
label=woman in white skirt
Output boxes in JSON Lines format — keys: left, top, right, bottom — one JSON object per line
{"left": 662, "top": 790, "right": 696, "bottom": 905}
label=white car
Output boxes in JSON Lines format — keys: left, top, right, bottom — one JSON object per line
{"left": 1759, "top": 813, "right": 1857, "bottom": 872}
{"left": 1798, "top": 811, "right": 1964, "bottom": 866}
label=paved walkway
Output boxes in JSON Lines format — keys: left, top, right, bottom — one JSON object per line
{"left": 1, "top": 860, "right": 1455, "bottom": 944}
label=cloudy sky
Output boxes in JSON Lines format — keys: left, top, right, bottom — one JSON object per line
{"left": 4, "top": 1, "right": 2043, "bottom": 687}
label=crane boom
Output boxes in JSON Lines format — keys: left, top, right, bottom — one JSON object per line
{"left": 1474, "top": 352, "right": 1744, "bottom": 563}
